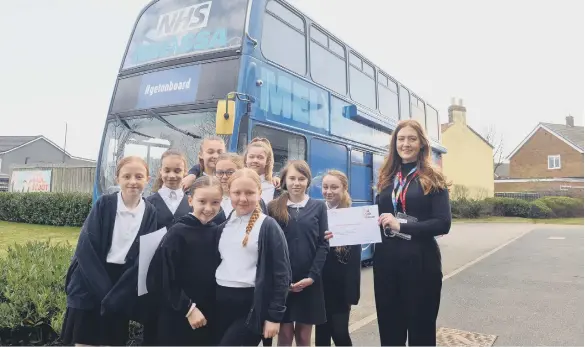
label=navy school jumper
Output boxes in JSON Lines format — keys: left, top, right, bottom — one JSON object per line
{"left": 64, "top": 193, "right": 158, "bottom": 319}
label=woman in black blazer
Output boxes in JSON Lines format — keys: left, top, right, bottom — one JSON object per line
{"left": 375, "top": 120, "right": 451, "bottom": 346}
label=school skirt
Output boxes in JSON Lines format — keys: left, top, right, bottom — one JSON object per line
{"left": 60, "top": 263, "right": 129, "bottom": 346}
{"left": 282, "top": 278, "right": 327, "bottom": 325}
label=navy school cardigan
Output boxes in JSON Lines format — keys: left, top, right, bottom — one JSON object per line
{"left": 64, "top": 193, "right": 158, "bottom": 316}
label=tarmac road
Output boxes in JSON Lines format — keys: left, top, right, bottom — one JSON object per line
{"left": 347, "top": 224, "right": 584, "bottom": 346}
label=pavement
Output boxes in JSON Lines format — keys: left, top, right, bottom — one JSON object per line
{"left": 347, "top": 224, "right": 584, "bottom": 346}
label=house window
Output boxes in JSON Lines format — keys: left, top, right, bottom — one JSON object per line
{"left": 548, "top": 155, "right": 561, "bottom": 169}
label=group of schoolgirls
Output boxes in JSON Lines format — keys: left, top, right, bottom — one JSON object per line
{"left": 61, "top": 135, "right": 361, "bottom": 347}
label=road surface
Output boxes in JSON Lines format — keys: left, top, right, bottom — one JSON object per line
{"left": 347, "top": 224, "right": 584, "bottom": 346}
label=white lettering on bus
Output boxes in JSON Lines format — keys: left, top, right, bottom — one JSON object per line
{"left": 144, "top": 78, "right": 192, "bottom": 96}
{"left": 259, "top": 67, "right": 329, "bottom": 130}
{"left": 156, "top": 2, "right": 213, "bottom": 38}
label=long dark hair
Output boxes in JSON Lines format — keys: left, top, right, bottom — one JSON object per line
{"left": 377, "top": 119, "right": 449, "bottom": 194}
{"left": 152, "top": 149, "right": 188, "bottom": 192}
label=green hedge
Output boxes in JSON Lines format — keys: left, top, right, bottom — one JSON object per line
{"left": 528, "top": 200, "right": 555, "bottom": 219}
{"left": 0, "top": 192, "right": 92, "bottom": 227}
{"left": 536, "top": 196, "right": 584, "bottom": 218}
{"left": 451, "top": 196, "right": 583, "bottom": 219}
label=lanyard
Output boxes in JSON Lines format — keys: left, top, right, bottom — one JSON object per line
{"left": 391, "top": 167, "right": 418, "bottom": 214}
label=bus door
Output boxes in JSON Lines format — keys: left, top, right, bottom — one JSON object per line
{"left": 349, "top": 149, "right": 375, "bottom": 262}
{"left": 249, "top": 123, "right": 308, "bottom": 174}
{"left": 308, "top": 138, "right": 349, "bottom": 199}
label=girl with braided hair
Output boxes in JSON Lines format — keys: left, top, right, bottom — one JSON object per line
{"left": 315, "top": 170, "right": 361, "bottom": 346}
{"left": 215, "top": 168, "right": 291, "bottom": 346}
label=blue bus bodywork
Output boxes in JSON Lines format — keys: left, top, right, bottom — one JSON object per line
{"left": 93, "top": 0, "right": 447, "bottom": 264}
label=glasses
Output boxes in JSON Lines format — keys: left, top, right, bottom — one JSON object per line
{"left": 215, "top": 170, "right": 236, "bottom": 178}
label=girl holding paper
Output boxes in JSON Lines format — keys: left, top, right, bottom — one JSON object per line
{"left": 315, "top": 170, "right": 361, "bottom": 347}
{"left": 61, "top": 156, "right": 157, "bottom": 346}
{"left": 374, "top": 120, "right": 451, "bottom": 347}
{"left": 268, "top": 160, "right": 329, "bottom": 347}
{"left": 146, "top": 176, "right": 224, "bottom": 346}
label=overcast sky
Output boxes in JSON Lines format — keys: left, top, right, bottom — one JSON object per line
{"left": 0, "top": 0, "right": 582, "bottom": 160}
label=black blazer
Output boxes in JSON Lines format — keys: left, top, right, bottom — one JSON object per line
{"left": 216, "top": 215, "right": 292, "bottom": 334}
{"left": 146, "top": 193, "right": 191, "bottom": 231}
{"left": 64, "top": 193, "right": 157, "bottom": 315}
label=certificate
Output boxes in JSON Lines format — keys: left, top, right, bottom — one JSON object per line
{"left": 138, "top": 227, "right": 167, "bottom": 296}
{"left": 327, "top": 205, "right": 382, "bottom": 247}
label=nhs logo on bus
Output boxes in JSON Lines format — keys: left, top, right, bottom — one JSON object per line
{"left": 259, "top": 67, "right": 329, "bottom": 131}
{"left": 156, "top": 2, "right": 212, "bottom": 38}
{"left": 136, "top": 65, "right": 201, "bottom": 109}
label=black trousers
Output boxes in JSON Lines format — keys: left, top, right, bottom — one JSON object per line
{"left": 315, "top": 308, "right": 352, "bottom": 346}
{"left": 373, "top": 240, "right": 443, "bottom": 346}
{"left": 215, "top": 285, "right": 263, "bottom": 346}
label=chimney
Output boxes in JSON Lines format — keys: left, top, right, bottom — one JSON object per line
{"left": 566, "top": 115, "right": 574, "bottom": 127}
{"left": 448, "top": 97, "right": 467, "bottom": 125}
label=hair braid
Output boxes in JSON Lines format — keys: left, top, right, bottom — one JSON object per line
{"left": 242, "top": 204, "right": 262, "bottom": 247}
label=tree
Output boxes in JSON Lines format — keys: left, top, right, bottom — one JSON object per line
{"left": 484, "top": 125, "right": 505, "bottom": 174}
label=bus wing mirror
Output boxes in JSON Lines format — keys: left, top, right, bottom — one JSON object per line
{"left": 216, "top": 100, "right": 236, "bottom": 135}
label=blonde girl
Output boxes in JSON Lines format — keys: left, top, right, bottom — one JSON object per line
{"left": 315, "top": 170, "right": 361, "bottom": 346}
{"left": 214, "top": 168, "right": 291, "bottom": 346}
{"left": 182, "top": 136, "right": 226, "bottom": 190}
{"left": 61, "top": 156, "right": 157, "bottom": 346}
{"left": 243, "top": 137, "right": 281, "bottom": 203}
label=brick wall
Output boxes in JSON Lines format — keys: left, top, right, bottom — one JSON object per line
{"left": 495, "top": 180, "right": 584, "bottom": 198}
{"left": 509, "top": 128, "right": 584, "bottom": 178}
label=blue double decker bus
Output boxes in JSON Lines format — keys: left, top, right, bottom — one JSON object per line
{"left": 94, "top": 0, "right": 447, "bottom": 263}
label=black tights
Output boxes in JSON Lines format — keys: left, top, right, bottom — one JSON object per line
{"left": 215, "top": 286, "right": 263, "bottom": 346}
{"left": 315, "top": 310, "right": 352, "bottom": 346}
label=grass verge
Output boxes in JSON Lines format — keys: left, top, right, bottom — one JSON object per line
{"left": 0, "top": 221, "right": 78, "bottom": 254}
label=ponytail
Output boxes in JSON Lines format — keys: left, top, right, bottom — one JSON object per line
{"left": 268, "top": 190, "right": 290, "bottom": 225}
{"left": 242, "top": 204, "right": 262, "bottom": 246}
{"left": 339, "top": 191, "right": 352, "bottom": 209}
{"left": 152, "top": 173, "right": 164, "bottom": 193}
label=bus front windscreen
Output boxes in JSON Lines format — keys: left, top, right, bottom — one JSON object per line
{"left": 97, "top": 111, "right": 230, "bottom": 196}
{"left": 123, "top": 0, "right": 248, "bottom": 69}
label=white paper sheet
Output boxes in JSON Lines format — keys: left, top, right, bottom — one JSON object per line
{"left": 327, "top": 205, "right": 382, "bottom": 247}
{"left": 138, "top": 227, "right": 168, "bottom": 296}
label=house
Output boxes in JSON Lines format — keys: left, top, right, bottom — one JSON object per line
{"left": 441, "top": 98, "right": 495, "bottom": 199}
{"left": 494, "top": 116, "right": 584, "bottom": 196}
{"left": 0, "top": 136, "right": 95, "bottom": 177}
{"left": 494, "top": 163, "right": 510, "bottom": 179}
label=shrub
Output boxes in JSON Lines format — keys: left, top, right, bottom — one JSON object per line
{"left": 529, "top": 200, "right": 555, "bottom": 219}
{"left": 0, "top": 241, "right": 144, "bottom": 346}
{"left": 0, "top": 192, "right": 91, "bottom": 227}
{"left": 0, "top": 241, "right": 73, "bottom": 345}
{"left": 485, "top": 197, "right": 531, "bottom": 218}
{"left": 536, "top": 196, "right": 584, "bottom": 218}
{"left": 451, "top": 199, "right": 483, "bottom": 219}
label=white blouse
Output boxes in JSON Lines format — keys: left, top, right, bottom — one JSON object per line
{"left": 106, "top": 192, "right": 146, "bottom": 264}
{"left": 216, "top": 212, "right": 266, "bottom": 288}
